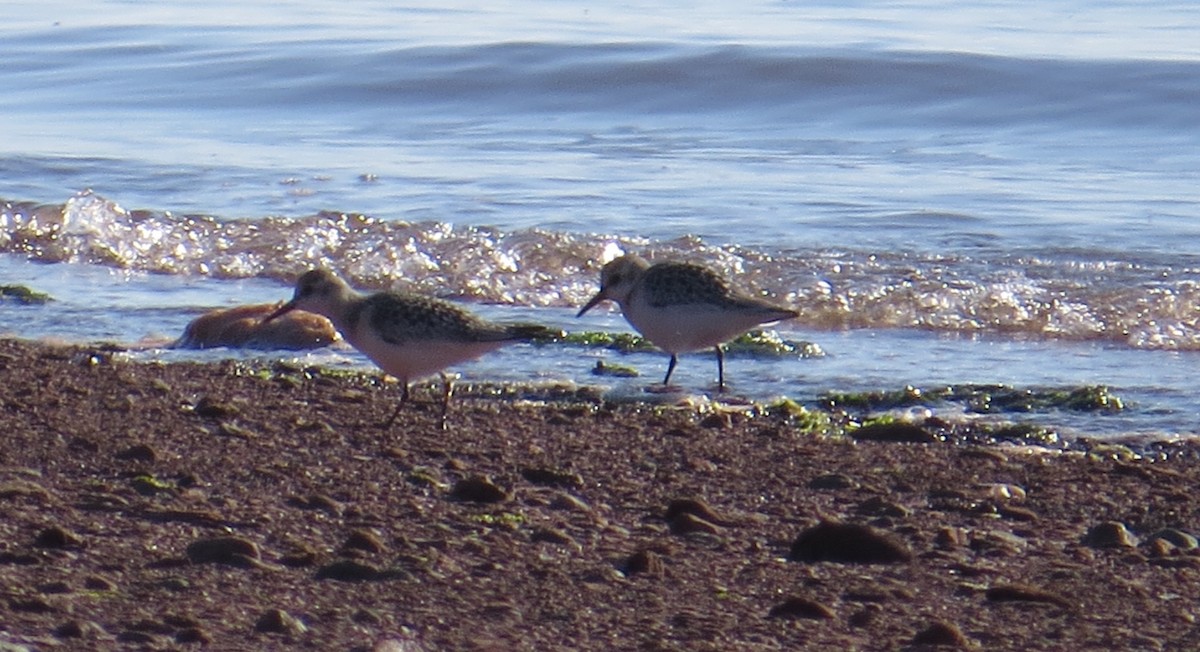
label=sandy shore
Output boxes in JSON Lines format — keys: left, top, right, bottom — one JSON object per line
{"left": 1, "top": 337, "right": 1199, "bottom": 651}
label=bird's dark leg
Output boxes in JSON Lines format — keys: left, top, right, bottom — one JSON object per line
{"left": 382, "top": 381, "right": 410, "bottom": 429}
{"left": 715, "top": 345, "right": 726, "bottom": 392}
{"left": 438, "top": 372, "right": 454, "bottom": 431}
{"left": 662, "top": 353, "right": 679, "bottom": 386}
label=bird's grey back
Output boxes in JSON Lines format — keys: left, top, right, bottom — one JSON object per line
{"left": 351, "top": 292, "right": 533, "bottom": 344}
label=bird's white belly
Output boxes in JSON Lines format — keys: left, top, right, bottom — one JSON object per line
{"left": 348, "top": 329, "right": 507, "bottom": 382}
{"left": 624, "top": 301, "right": 776, "bottom": 353}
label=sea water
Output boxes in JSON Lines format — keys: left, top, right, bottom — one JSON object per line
{"left": 2, "top": 1, "right": 1199, "bottom": 439}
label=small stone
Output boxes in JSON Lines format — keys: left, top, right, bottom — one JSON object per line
{"left": 789, "top": 521, "right": 912, "bottom": 564}
{"left": 912, "top": 620, "right": 970, "bottom": 647}
{"left": 520, "top": 467, "right": 584, "bottom": 488}
{"left": 83, "top": 575, "right": 117, "bottom": 591}
{"left": 934, "top": 526, "right": 968, "bottom": 550}
{"left": 531, "top": 527, "right": 576, "bottom": 546}
{"left": 115, "top": 444, "right": 157, "bottom": 462}
{"left": 315, "top": 559, "right": 382, "bottom": 582}
{"left": 623, "top": 549, "right": 665, "bottom": 577}
{"left": 34, "top": 525, "right": 82, "bottom": 549}
{"left": 193, "top": 396, "right": 239, "bottom": 419}
{"left": 450, "top": 476, "right": 510, "bottom": 503}
{"left": 186, "top": 536, "right": 262, "bottom": 565}
{"left": 342, "top": 528, "right": 387, "bottom": 555}
{"left": 856, "top": 496, "right": 911, "bottom": 518}
{"left": 1083, "top": 521, "right": 1139, "bottom": 548}
{"left": 767, "top": 596, "right": 836, "bottom": 620}
{"left": 986, "top": 583, "right": 1073, "bottom": 610}
{"left": 664, "top": 498, "right": 728, "bottom": 525}
{"left": 176, "top": 628, "right": 212, "bottom": 644}
{"left": 699, "top": 413, "right": 732, "bottom": 429}
{"left": 1148, "top": 528, "right": 1199, "bottom": 551}
{"left": 809, "top": 473, "right": 859, "bottom": 490}
{"left": 54, "top": 620, "right": 106, "bottom": 639}
{"left": 255, "top": 608, "right": 308, "bottom": 636}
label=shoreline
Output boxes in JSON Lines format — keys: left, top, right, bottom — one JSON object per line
{"left": 2, "top": 337, "right": 1199, "bottom": 650}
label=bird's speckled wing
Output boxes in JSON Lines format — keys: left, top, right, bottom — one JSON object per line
{"left": 639, "top": 262, "right": 737, "bottom": 308}
{"left": 352, "top": 292, "right": 519, "bottom": 345}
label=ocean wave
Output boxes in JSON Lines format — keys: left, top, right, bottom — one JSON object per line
{"left": 6, "top": 33, "right": 1199, "bottom": 132}
{"left": 4, "top": 191, "right": 1200, "bottom": 351}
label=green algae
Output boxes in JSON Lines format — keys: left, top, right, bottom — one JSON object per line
{"left": 821, "top": 383, "right": 1125, "bottom": 415}
{"left": 0, "top": 284, "right": 53, "bottom": 305}
{"left": 546, "top": 329, "right": 821, "bottom": 358}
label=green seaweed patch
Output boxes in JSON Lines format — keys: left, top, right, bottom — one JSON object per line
{"left": 548, "top": 329, "right": 821, "bottom": 359}
{"left": 759, "top": 398, "right": 838, "bottom": 435}
{"left": 986, "top": 422, "right": 1061, "bottom": 447}
{"left": 725, "top": 330, "right": 825, "bottom": 359}
{"left": 821, "top": 384, "right": 1125, "bottom": 415}
{"left": 591, "top": 359, "right": 640, "bottom": 378}
{"left": 545, "top": 330, "right": 657, "bottom": 352}
{"left": 0, "top": 284, "right": 53, "bottom": 305}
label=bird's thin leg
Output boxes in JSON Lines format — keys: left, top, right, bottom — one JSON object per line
{"left": 382, "top": 381, "right": 410, "bottom": 429}
{"left": 663, "top": 353, "right": 679, "bottom": 386}
{"left": 715, "top": 345, "right": 727, "bottom": 392}
{"left": 438, "top": 372, "right": 454, "bottom": 430}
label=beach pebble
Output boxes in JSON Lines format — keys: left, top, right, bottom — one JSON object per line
{"left": 911, "top": 620, "right": 970, "bottom": 647}
{"left": 341, "top": 528, "right": 388, "bottom": 555}
{"left": 767, "top": 596, "right": 835, "bottom": 620}
{"left": 53, "top": 619, "right": 107, "bottom": 640}
{"left": 255, "top": 608, "right": 308, "bottom": 636}
{"left": 315, "top": 559, "right": 384, "bottom": 582}
{"left": 186, "top": 536, "right": 261, "bottom": 565}
{"left": 450, "top": 476, "right": 510, "bottom": 503}
{"left": 1083, "top": 521, "right": 1139, "bottom": 548}
{"left": 622, "top": 549, "right": 665, "bottom": 577}
{"left": 1147, "top": 528, "right": 1198, "bottom": 551}
{"left": 856, "top": 496, "right": 911, "bottom": 518}
{"left": 34, "top": 525, "right": 83, "bottom": 549}
{"left": 668, "top": 512, "right": 723, "bottom": 536}
{"left": 664, "top": 497, "right": 728, "bottom": 525}
{"left": 789, "top": 521, "right": 912, "bottom": 564}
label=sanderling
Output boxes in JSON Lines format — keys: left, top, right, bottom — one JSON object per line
{"left": 577, "top": 254, "right": 798, "bottom": 390}
{"left": 265, "top": 269, "right": 546, "bottom": 427}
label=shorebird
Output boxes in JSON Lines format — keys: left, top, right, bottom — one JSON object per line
{"left": 577, "top": 254, "right": 798, "bottom": 391}
{"left": 264, "top": 269, "right": 546, "bottom": 428}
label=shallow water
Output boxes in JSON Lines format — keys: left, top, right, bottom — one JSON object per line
{"left": 2, "top": 1, "right": 1199, "bottom": 439}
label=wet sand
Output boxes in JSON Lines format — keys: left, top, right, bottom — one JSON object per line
{"left": 1, "top": 337, "right": 1198, "bottom": 651}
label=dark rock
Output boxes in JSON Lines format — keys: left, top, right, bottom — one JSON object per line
{"left": 664, "top": 497, "right": 728, "bottom": 525}
{"left": 316, "top": 559, "right": 383, "bottom": 582}
{"left": 176, "top": 628, "right": 212, "bottom": 644}
{"left": 789, "top": 521, "right": 912, "bottom": 564}
{"left": 115, "top": 444, "right": 157, "bottom": 462}
{"left": 520, "top": 467, "right": 584, "bottom": 488}
{"left": 668, "top": 512, "right": 722, "bottom": 536}
{"left": 912, "top": 620, "right": 970, "bottom": 647}
{"left": 450, "top": 476, "right": 510, "bottom": 503}
{"left": 34, "top": 525, "right": 82, "bottom": 548}
{"left": 850, "top": 422, "right": 938, "bottom": 443}
{"left": 985, "top": 583, "right": 1073, "bottom": 609}
{"left": 1083, "top": 521, "right": 1138, "bottom": 548}
{"left": 623, "top": 550, "right": 665, "bottom": 577}
{"left": 342, "top": 528, "right": 387, "bottom": 554}
{"left": 856, "top": 496, "right": 911, "bottom": 518}
{"left": 255, "top": 608, "right": 308, "bottom": 636}
{"left": 767, "top": 596, "right": 836, "bottom": 620}
{"left": 193, "top": 396, "right": 239, "bottom": 419}
{"left": 53, "top": 620, "right": 106, "bottom": 639}
{"left": 531, "top": 527, "right": 576, "bottom": 546}
{"left": 186, "top": 536, "right": 262, "bottom": 565}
